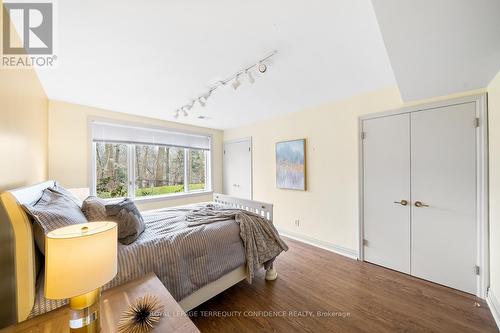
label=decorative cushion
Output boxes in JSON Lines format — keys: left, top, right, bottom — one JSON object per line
{"left": 22, "top": 189, "right": 88, "bottom": 254}
{"left": 48, "top": 182, "right": 83, "bottom": 207}
{"left": 105, "top": 199, "right": 145, "bottom": 245}
{"left": 81, "top": 196, "right": 107, "bottom": 221}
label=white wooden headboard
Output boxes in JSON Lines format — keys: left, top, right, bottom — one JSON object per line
{"left": 213, "top": 193, "right": 273, "bottom": 222}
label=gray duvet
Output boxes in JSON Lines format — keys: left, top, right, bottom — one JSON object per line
{"left": 30, "top": 203, "right": 246, "bottom": 317}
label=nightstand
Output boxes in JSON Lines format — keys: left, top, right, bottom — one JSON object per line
{"left": 1, "top": 273, "right": 200, "bottom": 333}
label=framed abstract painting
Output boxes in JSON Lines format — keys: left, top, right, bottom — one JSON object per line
{"left": 276, "top": 139, "right": 306, "bottom": 190}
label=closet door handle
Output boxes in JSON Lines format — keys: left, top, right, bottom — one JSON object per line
{"left": 414, "top": 201, "right": 429, "bottom": 208}
{"left": 393, "top": 200, "right": 408, "bottom": 206}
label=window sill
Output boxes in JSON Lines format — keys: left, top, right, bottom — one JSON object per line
{"left": 104, "top": 190, "right": 213, "bottom": 204}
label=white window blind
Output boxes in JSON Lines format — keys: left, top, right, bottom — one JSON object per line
{"left": 91, "top": 122, "right": 211, "bottom": 150}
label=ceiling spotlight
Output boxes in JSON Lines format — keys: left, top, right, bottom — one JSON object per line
{"left": 198, "top": 97, "right": 206, "bottom": 107}
{"left": 232, "top": 75, "right": 241, "bottom": 90}
{"left": 184, "top": 101, "right": 194, "bottom": 110}
{"left": 246, "top": 70, "right": 255, "bottom": 84}
{"left": 258, "top": 62, "right": 267, "bottom": 73}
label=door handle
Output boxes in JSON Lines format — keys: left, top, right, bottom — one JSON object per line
{"left": 393, "top": 200, "right": 408, "bottom": 206}
{"left": 414, "top": 201, "right": 429, "bottom": 208}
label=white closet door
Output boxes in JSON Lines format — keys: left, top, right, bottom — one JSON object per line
{"left": 363, "top": 114, "right": 411, "bottom": 273}
{"left": 223, "top": 139, "right": 252, "bottom": 199}
{"left": 411, "top": 103, "right": 477, "bottom": 294}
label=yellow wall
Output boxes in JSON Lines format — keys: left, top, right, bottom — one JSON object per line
{"left": 48, "top": 100, "right": 223, "bottom": 211}
{"left": 0, "top": 64, "right": 48, "bottom": 192}
{"left": 488, "top": 70, "right": 500, "bottom": 300}
{"left": 224, "top": 85, "right": 486, "bottom": 253}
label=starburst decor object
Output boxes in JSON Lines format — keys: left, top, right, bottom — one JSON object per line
{"left": 117, "top": 294, "right": 165, "bottom": 333}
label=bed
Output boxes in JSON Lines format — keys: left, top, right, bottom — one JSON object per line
{"left": 0, "top": 181, "right": 278, "bottom": 323}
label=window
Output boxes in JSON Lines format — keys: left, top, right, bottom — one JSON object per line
{"left": 135, "top": 145, "right": 185, "bottom": 197}
{"left": 91, "top": 122, "right": 211, "bottom": 200}
{"left": 95, "top": 143, "right": 128, "bottom": 198}
{"left": 188, "top": 149, "right": 207, "bottom": 191}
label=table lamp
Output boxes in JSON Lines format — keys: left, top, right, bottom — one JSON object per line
{"left": 45, "top": 222, "right": 118, "bottom": 333}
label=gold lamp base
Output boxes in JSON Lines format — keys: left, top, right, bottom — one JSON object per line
{"left": 69, "top": 288, "right": 101, "bottom": 333}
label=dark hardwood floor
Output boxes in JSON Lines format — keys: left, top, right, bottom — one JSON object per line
{"left": 190, "top": 237, "right": 497, "bottom": 333}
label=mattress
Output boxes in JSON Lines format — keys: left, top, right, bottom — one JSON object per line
{"left": 29, "top": 202, "right": 246, "bottom": 317}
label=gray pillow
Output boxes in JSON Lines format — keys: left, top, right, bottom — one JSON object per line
{"left": 48, "top": 182, "right": 83, "bottom": 207}
{"left": 82, "top": 196, "right": 107, "bottom": 221}
{"left": 105, "top": 199, "right": 145, "bottom": 245}
{"left": 22, "top": 189, "right": 88, "bottom": 254}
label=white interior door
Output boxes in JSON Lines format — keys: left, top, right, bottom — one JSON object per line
{"left": 411, "top": 103, "right": 477, "bottom": 294}
{"left": 223, "top": 138, "right": 252, "bottom": 199}
{"left": 363, "top": 114, "right": 411, "bottom": 273}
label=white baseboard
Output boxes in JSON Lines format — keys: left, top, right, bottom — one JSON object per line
{"left": 277, "top": 227, "right": 358, "bottom": 260}
{"left": 487, "top": 289, "right": 500, "bottom": 331}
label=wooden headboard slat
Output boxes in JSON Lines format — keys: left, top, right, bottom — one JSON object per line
{"left": 213, "top": 193, "right": 274, "bottom": 222}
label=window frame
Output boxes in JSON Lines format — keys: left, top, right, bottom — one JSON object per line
{"left": 89, "top": 122, "right": 213, "bottom": 202}
{"left": 186, "top": 148, "right": 210, "bottom": 193}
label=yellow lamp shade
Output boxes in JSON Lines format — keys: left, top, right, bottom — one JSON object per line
{"left": 44, "top": 222, "right": 117, "bottom": 300}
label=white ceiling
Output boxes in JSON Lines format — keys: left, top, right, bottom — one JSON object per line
{"left": 35, "top": 0, "right": 396, "bottom": 129}
{"left": 31, "top": 0, "right": 500, "bottom": 129}
{"left": 372, "top": 0, "right": 500, "bottom": 101}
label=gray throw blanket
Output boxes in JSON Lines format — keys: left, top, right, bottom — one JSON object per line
{"left": 186, "top": 204, "right": 288, "bottom": 282}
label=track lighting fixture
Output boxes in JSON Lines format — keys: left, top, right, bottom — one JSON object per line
{"left": 258, "top": 62, "right": 267, "bottom": 73}
{"left": 232, "top": 75, "right": 241, "bottom": 90}
{"left": 198, "top": 97, "right": 206, "bottom": 107}
{"left": 172, "top": 50, "right": 277, "bottom": 118}
{"left": 246, "top": 70, "right": 255, "bottom": 84}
